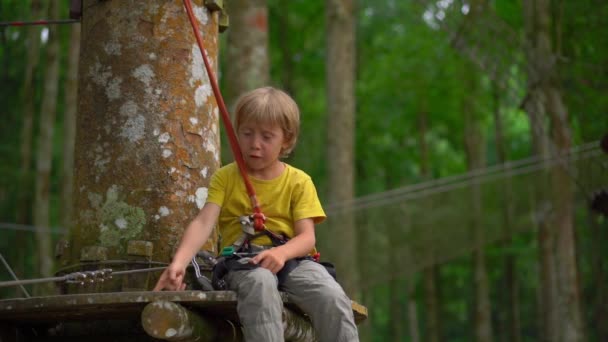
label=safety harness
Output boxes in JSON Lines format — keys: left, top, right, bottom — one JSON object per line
{"left": 183, "top": 0, "right": 332, "bottom": 291}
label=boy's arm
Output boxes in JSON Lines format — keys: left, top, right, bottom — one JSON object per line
{"left": 153, "top": 202, "right": 221, "bottom": 291}
{"left": 251, "top": 218, "right": 316, "bottom": 274}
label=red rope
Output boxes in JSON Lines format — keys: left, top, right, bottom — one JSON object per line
{"left": 183, "top": 0, "right": 265, "bottom": 231}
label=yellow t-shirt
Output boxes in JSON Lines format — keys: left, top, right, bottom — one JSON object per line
{"left": 206, "top": 162, "right": 326, "bottom": 251}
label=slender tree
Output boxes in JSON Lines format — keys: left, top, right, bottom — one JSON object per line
{"left": 60, "top": 23, "right": 81, "bottom": 237}
{"left": 492, "top": 84, "right": 521, "bottom": 342}
{"left": 523, "top": 0, "right": 585, "bottom": 340}
{"left": 418, "top": 109, "right": 442, "bottom": 342}
{"left": 326, "top": 0, "right": 359, "bottom": 299}
{"left": 15, "top": 0, "right": 45, "bottom": 291}
{"left": 463, "top": 64, "right": 493, "bottom": 342}
{"left": 225, "top": 0, "right": 270, "bottom": 106}
{"left": 32, "top": 0, "right": 61, "bottom": 290}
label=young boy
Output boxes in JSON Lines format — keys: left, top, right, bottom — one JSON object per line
{"left": 154, "top": 87, "right": 359, "bottom": 342}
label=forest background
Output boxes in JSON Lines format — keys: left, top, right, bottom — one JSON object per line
{"left": 1, "top": 0, "right": 607, "bottom": 341}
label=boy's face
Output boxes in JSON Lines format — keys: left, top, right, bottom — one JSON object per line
{"left": 237, "top": 122, "right": 289, "bottom": 177}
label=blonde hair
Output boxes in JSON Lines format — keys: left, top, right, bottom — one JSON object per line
{"left": 234, "top": 87, "right": 300, "bottom": 158}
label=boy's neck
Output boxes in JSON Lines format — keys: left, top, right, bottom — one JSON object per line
{"left": 247, "top": 161, "right": 286, "bottom": 180}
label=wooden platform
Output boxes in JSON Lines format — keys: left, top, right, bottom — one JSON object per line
{"left": 0, "top": 290, "right": 367, "bottom": 325}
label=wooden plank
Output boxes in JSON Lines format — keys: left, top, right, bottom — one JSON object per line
{"left": 0, "top": 291, "right": 367, "bottom": 324}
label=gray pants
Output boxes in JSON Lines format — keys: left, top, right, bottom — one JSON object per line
{"left": 226, "top": 259, "right": 359, "bottom": 342}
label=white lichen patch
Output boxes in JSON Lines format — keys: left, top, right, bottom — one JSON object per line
{"left": 89, "top": 61, "right": 112, "bottom": 87}
{"left": 132, "top": 64, "right": 155, "bottom": 89}
{"left": 195, "top": 84, "right": 211, "bottom": 107}
{"left": 203, "top": 139, "right": 217, "bottom": 157}
{"left": 162, "top": 149, "right": 173, "bottom": 158}
{"left": 169, "top": 167, "right": 177, "bottom": 174}
{"left": 120, "top": 115, "right": 146, "bottom": 142}
{"left": 88, "top": 192, "right": 103, "bottom": 209}
{"left": 153, "top": 128, "right": 160, "bottom": 136}
{"left": 159, "top": 206, "right": 170, "bottom": 216}
{"left": 195, "top": 187, "right": 208, "bottom": 209}
{"left": 104, "top": 40, "right": 122, "bottom": 55}
{"left": 189, "top": 45, "right": 206, "bottom": 87}
{"left": 106, "top": 77, "right": 122, "bottom": 100}
{"left": 120, "top": 100, "right": 138, "bottom": 117}
{"left": 194, "top": 5, "right": 209, "bottom": 25}
{"left": 189, "top": 117, "right": 198, "bottom": 125}
{"left": 165, "top": 328, "right": 177, "bottom": 338}
{"left": 149, "top": 52, "right": 157, "bottom": 60}
{"left": 200, "top": 167, "right": 209, "bottom": 178}
{"left": 114, "top": 217, "right": 128, "bottom": 229}
{"left": 158, "top": 132, "right": 170, "bottom": 144}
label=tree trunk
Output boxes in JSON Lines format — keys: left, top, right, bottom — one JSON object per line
{"left": 407, "top": 279, "right": 421, "bottom": 342}
{"left": 492, "top": 85, "right": 520, "bottom": 342}
{"left": 277, "top": 7, "right": 294, "bottom": 95}
{"left": 32, "top": 0, "right": 61, "bottom": 292}
{"left": 325, "top": 0, "right": 358, "bottom": 299}
{"left": 15, "top": 0, "right": 45, "bottom": 292}
{"left": 523, "top": 0, "right": 585, "bottom": 340}
{"left": 418, "top": 110, "right": 442, "bottom": 342}
{"left": 225, "top": 0, "right": 270, "bottom": 106}
{"left": 61, "top": 1, "right": 222, "bottom": 286}
{"left": 590, "top": 212, "right": 608, "bottom": 341}
{"left": 60, "top": 23, "right": 81, "bottom": 239}
{"left": 222, "top": 0, "right": 269, "bottom": 166}
{"left": 522, "top": 1, "right": 559, "bottom": 340}
{"left": 463, "top": 73, "right": 492, "bottom": 342}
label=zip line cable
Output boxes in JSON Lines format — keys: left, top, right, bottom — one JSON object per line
{"left": 0, "top": 253, "right": 30, "bottom": 298}
{"left": 325, "top": 140, "right": 604, "bottom": 214}
{"left": 0, "top": 266, "right": 167, "bottom": 289}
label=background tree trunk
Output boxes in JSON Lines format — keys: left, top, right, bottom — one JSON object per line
{"left": 325, "top": 0, "right": 359, "bottom": 299}
{"left": 60, "top": 23, "right": 81, "bottom": 237}
{"left": 225, "top": 0, "right": 270, "bottom": 106}
{"left": 524, "top": 0, "right": 586, "bottom": 340}
{"left": 463, "top": 70, "right": 493, "bottom": 342}
{"left": 222, "top": 0, "right": 269, "bottom": 166}
{"left": 492, "top": 84, "right": 520, "bottom": 342}
{"left": 15, "top": 0, "right": 45, "bottom": 293}
{"left": 419, "top": 110, "right": 442, "bottom": 342}
{"left": 32, "top": 0, "right": 60, "bottom": 292}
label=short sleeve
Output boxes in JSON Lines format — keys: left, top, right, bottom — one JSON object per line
{"left": 291, "top": 177, "right": 326, "bottom": 224}
{"left": 206, "top": 167, "right": 227, "bottom": 207}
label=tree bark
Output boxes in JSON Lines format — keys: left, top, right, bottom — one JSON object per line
{"left": 463, "top": 71, "right": 493, "bottom": 342}
{"left": 523, "top": 0, "right": 585, "bottom": 340}
{"left": 32, "top": 0, "right": 61, "bottom": 292}
{"left": 492, "top": 85, "right": 520, "bottom": 342}
{"left": 60, "top": 23, "right": 81, "bottom": 241}
{"left": 15, "top": 0, "right": 45, "bottom": 294}
{"left": 418, "top": 110, "right": 442, "bottom": 342}
{"left": 225, "top": 0, "right": 270, "bottom": 106}
{"left": 63, "top": 1, "right": 222, "bottom": 283}
{"left": 326, "top": 0, "right": 359, "bottom": 299}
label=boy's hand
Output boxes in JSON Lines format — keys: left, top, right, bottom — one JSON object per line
{"left": 251, "top": 248, "right": 287, "bottom": 274}
{"left": 153, "top": 263, "right": 187, "bottom": 291}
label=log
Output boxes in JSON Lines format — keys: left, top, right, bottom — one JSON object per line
{"left": 141, "top": 300, "right": 240, "bottom": 341}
